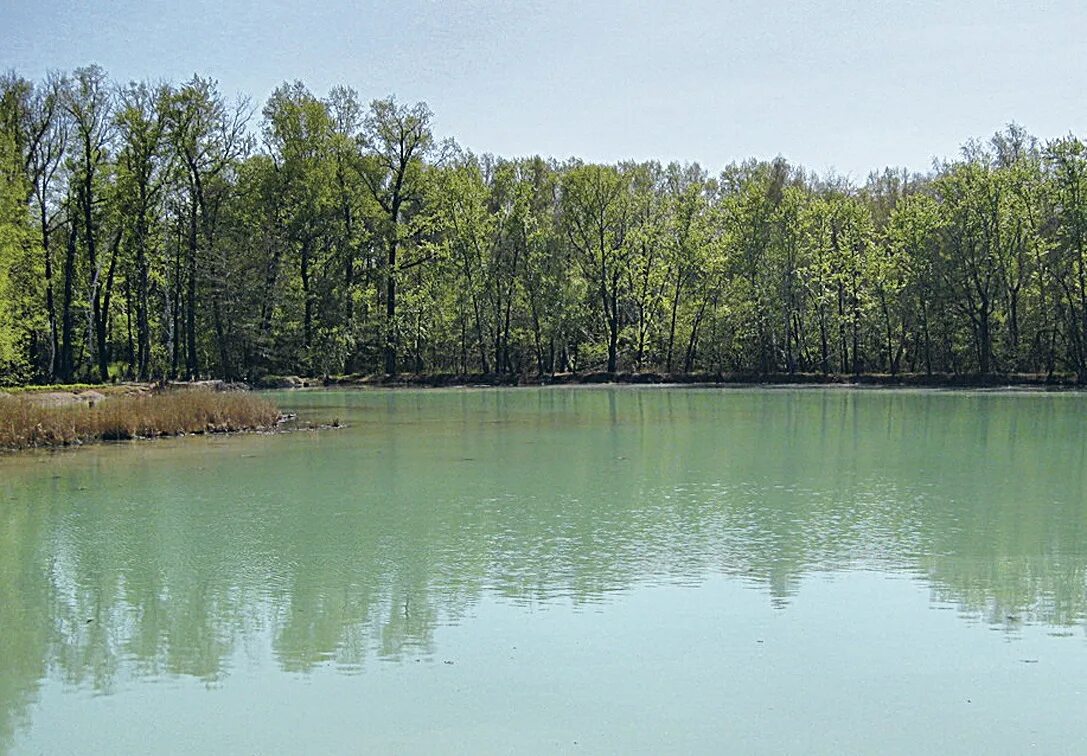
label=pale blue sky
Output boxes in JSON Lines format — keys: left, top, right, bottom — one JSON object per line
{"left": 2, "top": 0, "right": 1084, "bottom": 178}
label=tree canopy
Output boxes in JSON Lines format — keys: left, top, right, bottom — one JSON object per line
{"left": 3, "top": 67, "right": 1087, "bottom": 384}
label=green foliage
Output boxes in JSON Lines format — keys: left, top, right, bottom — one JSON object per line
{"left": 2, "top": 68, "right": 1087, "bottom": 383}
{"left": 0, "top": 111, "right": 34, "bottom": 378}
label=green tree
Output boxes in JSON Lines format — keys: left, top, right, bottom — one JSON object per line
{"left": 167, "top": 76, "right": 250, "bottom": 378}
{"left": 359, "top": 97, "right": 433, "bottom": 375}
{"left": 560, "top": 163, "right": 631, "bottom": 373}
{"left": 115, "top": 80, "right": 170, "bottom": 379}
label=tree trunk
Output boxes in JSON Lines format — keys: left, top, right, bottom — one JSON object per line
{"left": 978, "top": 300, "right": 991, "bottom": 375}
{"left": 186, "top": 199, "right": 199, "bottom": 379}
{"left": 60, "top": 219, "right": 77, "bottom": 382}
{"left": 607, "top": 285, "right": 619, "bottom": 373}
{"left": 385, "top": 200, "right": 400, "bottom": 375}
{"left": 41, "top": 205, "right": 58, "bottom": 380}
{"left": 301, "top": 238, "right": 313, "bottom": 353}
{"left": 96, "top": 232, "right": 120, "bottom": 382}
{"left": 665, "top": 266, "right": 683, "bottom": 373}
{"left": 135, "top": 204, "right": 151, "bottom": 380}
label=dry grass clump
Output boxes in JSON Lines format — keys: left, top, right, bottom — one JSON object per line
{"left": 0, "top": 390, "right": 281, "bottom": 450}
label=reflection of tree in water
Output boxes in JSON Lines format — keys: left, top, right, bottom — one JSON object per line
{"left": 0, "top": 490, "right": 50, "bottom": 748}
{"left": 2, "top": 387, "right": 1087, "bottom": 746}
{"left": 922, "top": 554, "right": 1087, "bottom": 629}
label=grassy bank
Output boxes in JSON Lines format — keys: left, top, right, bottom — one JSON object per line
{"left": 0, "top": 390, "right": 281, "bottom": 451}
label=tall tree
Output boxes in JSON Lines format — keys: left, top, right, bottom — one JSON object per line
{"left": 115, "top": 80, "right": 170, "bottom": 379}
{"left": 262, "top": 81, "right": 336, "bottom": 370}
{"left": 359, "top": 97, "right": 433, "bottom": 375}
{"left": 168, "top": 76, "right": 250, "bottom": 378}
{"left": 561, "top": 164, "right": 631, "bottom": 373}
{"left": 63, "top": 65, "right": 114, "bottom": 381}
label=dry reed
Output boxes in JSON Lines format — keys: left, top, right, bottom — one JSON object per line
{"left": 0, "top": 390, "right": 281, "bottom": 450}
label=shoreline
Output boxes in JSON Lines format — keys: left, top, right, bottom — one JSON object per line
{"left": 6, "top": 371, "right": 1083, "bottom": 396}
{"left": 298, "top": 371, "right": 1086, "bottom": 391}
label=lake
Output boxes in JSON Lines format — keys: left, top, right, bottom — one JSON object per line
{"left": 2, "top": 387, "right": 1086, "bottom": 754}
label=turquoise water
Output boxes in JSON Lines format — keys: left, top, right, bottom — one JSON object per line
{"left": 2, "top": 387, "right": 1086, "bottom": 754}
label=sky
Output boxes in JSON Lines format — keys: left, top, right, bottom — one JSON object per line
{"left": 2, "top": 0, "right": 1085, "bottom": 180}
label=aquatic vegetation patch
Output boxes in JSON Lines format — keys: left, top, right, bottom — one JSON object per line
{"left": 0, "top": 390, "right": 282, "bottom": 450}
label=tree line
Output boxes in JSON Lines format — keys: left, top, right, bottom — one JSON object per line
{"left": 3, "top": 66, "right": 1087, "bottom": 384}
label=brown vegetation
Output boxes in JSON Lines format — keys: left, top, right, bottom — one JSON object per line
{"left": 0, "top": 390, "right": 281, "bottom": 450}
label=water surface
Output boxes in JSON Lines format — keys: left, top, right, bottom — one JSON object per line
{"left": 2, "top": 387, "right": 1087, "bottom": 754}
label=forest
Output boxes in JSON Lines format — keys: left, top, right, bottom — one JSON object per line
{"left": 3, "top": 66, "right": 1087, "bottom": 385}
